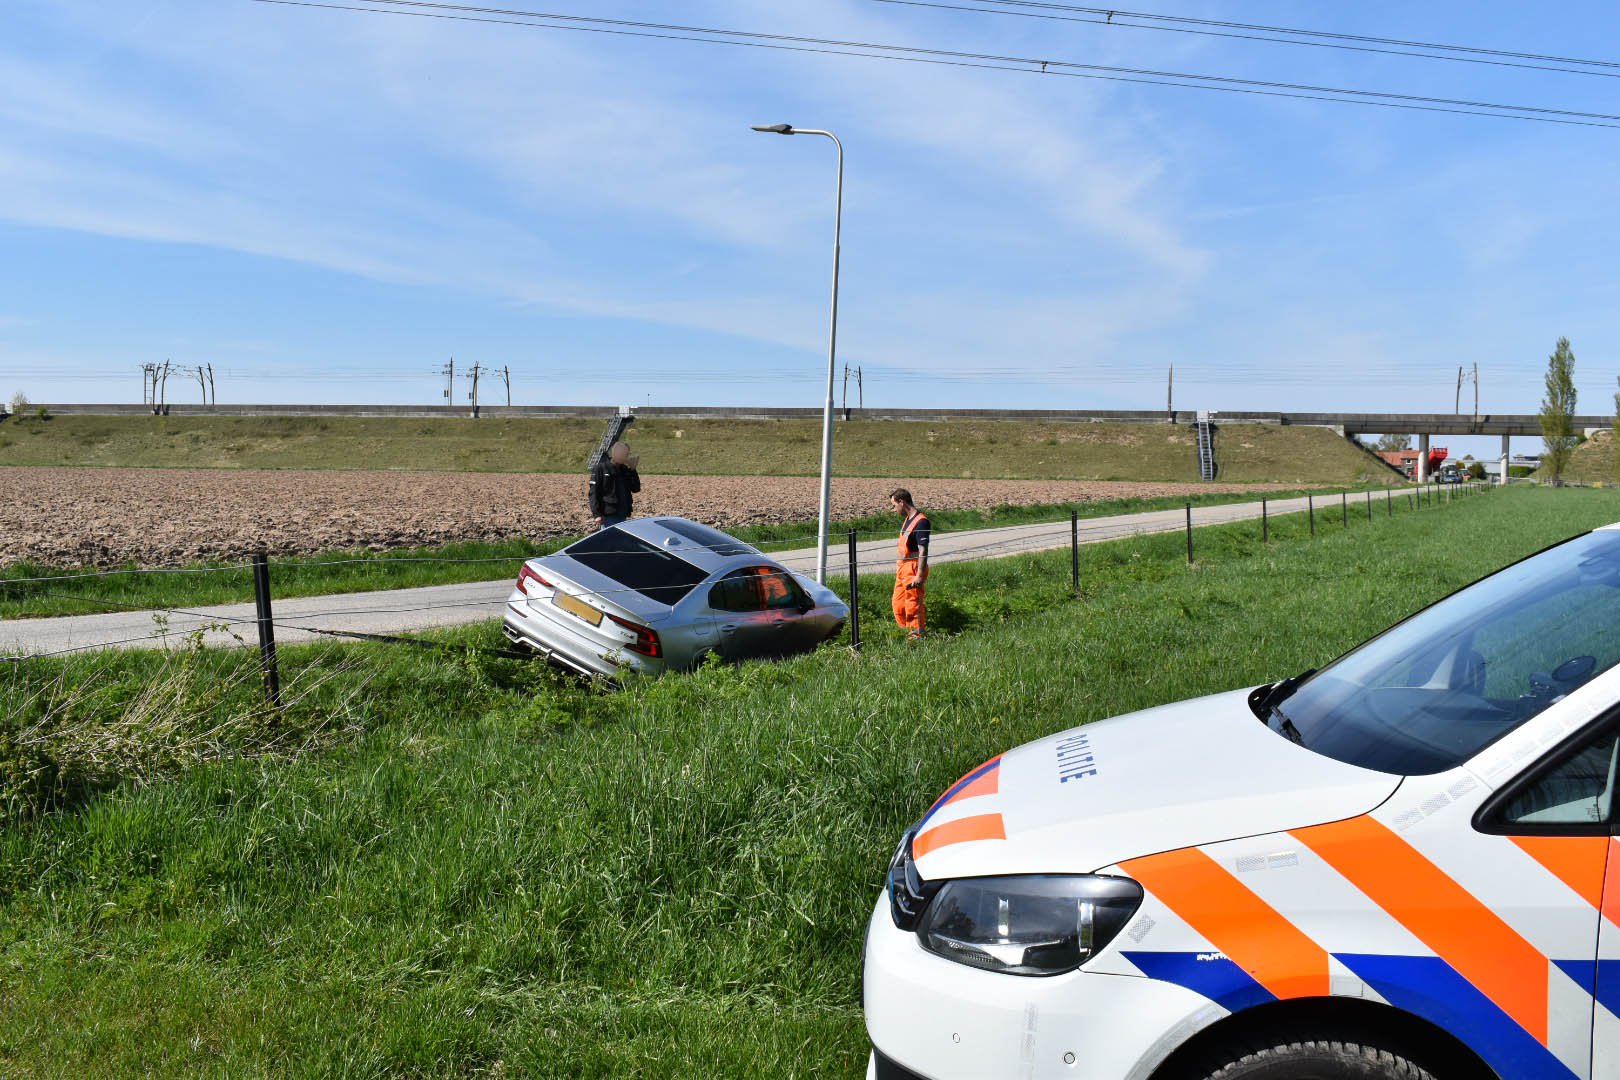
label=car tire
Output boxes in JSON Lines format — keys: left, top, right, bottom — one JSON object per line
{"left": 1191, "top": 1036, "right": 1438, "bottom": 1080}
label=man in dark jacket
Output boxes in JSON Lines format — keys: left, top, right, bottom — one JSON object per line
{"left": 588, "top": 442, "right": 641, "bottom": 529}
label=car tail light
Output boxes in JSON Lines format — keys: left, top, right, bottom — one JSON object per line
{"left": 517, "top": 564, "right": 551, "bottom": 592}
{"left": 605, "top": 612, "right": 662, "bottom": 657}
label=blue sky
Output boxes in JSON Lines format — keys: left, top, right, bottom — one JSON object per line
{"left": 4, "top": 0, "right": 1618, "bottom": 450}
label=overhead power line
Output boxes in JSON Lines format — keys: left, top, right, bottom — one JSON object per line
{"left": 247, "top": 0, "right": 1620, "bottom": 130}
{"left": 10, "top": 361, "right": 1548, "bottom": 389}
{"left": 873, "top": 0, "right": 1620, "bottom": 80}
{"left": 959, "top": 0, "right": 1620, "bottom": 71}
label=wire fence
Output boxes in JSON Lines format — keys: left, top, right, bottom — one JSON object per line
{"left": 2, "top": 482, "right": 1494, "bottom": 681}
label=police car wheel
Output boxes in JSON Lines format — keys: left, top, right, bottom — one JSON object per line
{"left": 1195, "top": 1037, "right": 1436, "bottom": 1080}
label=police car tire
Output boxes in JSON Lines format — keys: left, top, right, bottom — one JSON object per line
{"left": 1194, "top": 1037, "right": 1436, "bottom": 1080}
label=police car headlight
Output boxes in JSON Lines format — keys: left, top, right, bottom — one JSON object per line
{"left": 919, "top": 875, "right": 1143, "bottom": 977}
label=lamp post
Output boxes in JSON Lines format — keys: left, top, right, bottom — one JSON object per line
{"left": 752, "top": 122, "right": 843, "bottom": 584}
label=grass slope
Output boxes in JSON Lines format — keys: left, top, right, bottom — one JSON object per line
{"left": 0, "top": 414, "right": 1389, "bottom": 483}
{"left": 0, "top": 485, "right": 1591, "bottom": 1078}
{"left": 1551, "top": 429, "right": 1618, "bottom": 484}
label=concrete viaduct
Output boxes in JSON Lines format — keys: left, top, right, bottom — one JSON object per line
{"left": 1221, "top": 412, "right": 1612, "bottom": 483}
{"left": 26, "top": 403, "right": 1605, "bottom": 484}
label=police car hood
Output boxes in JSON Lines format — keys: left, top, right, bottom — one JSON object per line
{"left": 911, "top": 687, "right": 1400, "bottom": 881}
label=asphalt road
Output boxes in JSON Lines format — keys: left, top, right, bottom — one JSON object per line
{"left": 1, "top": 491, "right": 1407, "bottom": 657}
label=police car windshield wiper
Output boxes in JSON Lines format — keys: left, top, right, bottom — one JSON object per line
{"left": 1269, "top": 705, "right": 1306, "bottom": 746}
{"left": 1252, "top": 669, "right": 1313, "bottom": 719}
{"left": 1251, "top": 669, "right": 1314, "bottom": 746}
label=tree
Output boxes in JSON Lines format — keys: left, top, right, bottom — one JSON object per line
{"left": 1372, "top": 433, "right": 1412, "bottom": 453}
{"left": 1540, "top": 337, "right": 1578, "bottom": 484}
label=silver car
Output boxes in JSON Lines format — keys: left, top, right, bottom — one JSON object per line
{"left": 501, "top": 516, "right": 849, "bottom": 678}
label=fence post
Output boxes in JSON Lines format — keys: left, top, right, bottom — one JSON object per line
{"left": 846, "top": 529, "right": 861, "bottom": 651}
{"left": 1262, "top": 497, "right": 1268, "bottom": 543}
{"left": 1185, "top": 504, "right": 1194, "bottom": 564}
{"left": 251, "top": 552, "right": 281, "bottom": 708}
{"left": 1308, "top": 494, "right": 1315, "bottom": 537}
{"left": 1341, "top": 491, "right": 1348, "bottom": 527}
{"left": 1070, "top": 510, "right": 1080, "bottom": 595}
{"left": 1387, "top": 489, "right": 1392, "bottom": 517}
{"left": 1366, "top": 490, "right": 1372, "bottom": 521}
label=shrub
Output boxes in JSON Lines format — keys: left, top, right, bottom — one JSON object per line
{"left": 8, "top": 390, "right": 27, "bottom": 418}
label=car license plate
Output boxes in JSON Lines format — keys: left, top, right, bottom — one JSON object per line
{"left": 553, "top": 592, "right": 603, "bottom": 626}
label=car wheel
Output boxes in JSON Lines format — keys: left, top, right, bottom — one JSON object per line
{"left": 1191, "top": 1036, "right": 1437, "bottom": 1080}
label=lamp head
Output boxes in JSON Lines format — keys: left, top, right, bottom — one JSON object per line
{"left": 750, "top": 123, "right": 795, "bottom": 134}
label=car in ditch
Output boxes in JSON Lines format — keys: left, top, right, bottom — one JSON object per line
{"left": 501, "top": 516, "right": 847, "bottom": 678}
{"left": 866, "top": 522, "right": 1620, "bottom": 1080}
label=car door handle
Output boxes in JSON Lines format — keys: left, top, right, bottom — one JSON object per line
{"left": 720, "top": 624, "right": 738, "bottom": 633}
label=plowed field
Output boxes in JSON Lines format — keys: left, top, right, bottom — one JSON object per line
{"left": 1, "top": 466, "right": 1291, "bottom": 568}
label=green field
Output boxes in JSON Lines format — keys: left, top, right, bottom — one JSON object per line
{"left": 2, "top": 486, "right": 1365, "bottom": 619}
{"left": 2, "top": 484, "right": 1589, "bottom": 1078}
{"left": 0, "top": 414, "right": 1393, "bottom": 483}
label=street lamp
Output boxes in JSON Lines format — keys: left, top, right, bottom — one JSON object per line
{"left": 752, "top": 122, "right": 843, "bottom": 584}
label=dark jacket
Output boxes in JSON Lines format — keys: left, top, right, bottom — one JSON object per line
{"left": 588, "top": 460, "right": 641, "bottom": 518}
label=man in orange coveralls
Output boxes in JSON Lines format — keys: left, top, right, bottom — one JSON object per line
{"left": 890, "top": 488, "right": 930, "bottom": 640}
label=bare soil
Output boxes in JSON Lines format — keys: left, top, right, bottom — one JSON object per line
{"left": 1, "top": 466, "right": 1294, "bottom": 568}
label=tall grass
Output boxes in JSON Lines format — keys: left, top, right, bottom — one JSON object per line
{"left": 0, "top": 485, "right": 1607, "bottom": 1077}
{"left": 1, "top": 628, "right": 371, "bottom": 819}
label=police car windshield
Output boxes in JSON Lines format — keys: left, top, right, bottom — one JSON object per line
{"left": 1263, "top": 530, "right": 1620, "bottom": 775}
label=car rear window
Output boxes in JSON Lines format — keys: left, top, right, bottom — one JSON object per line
{"left": 656, "top": 519, "right": 758, "bottom": 558}
{"left": 565, "top": 527, "right": 709, "bottom": 605}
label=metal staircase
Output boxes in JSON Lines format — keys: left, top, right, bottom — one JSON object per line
{"left": 1195, "top": 411, "right": 1217, "bottom": 481}
{"left": 588, "top": 407, "right": 635, "bottom": 469}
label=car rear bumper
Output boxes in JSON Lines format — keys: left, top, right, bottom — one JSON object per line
{"left": 863, "top": 897, "right": 1217, "bottom": 1080}
{"left": 502, "top": 603, "right": 663, "bottom": 678}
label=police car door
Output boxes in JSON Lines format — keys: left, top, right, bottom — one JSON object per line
{"left": 1480, "top": 717, "right": 1618, "bottom": 1079}
{"left": 1576, "top": 721, "right": 1620, "bottom": 1079}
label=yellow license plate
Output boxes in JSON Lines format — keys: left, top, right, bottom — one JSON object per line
{"left": 553, "top": 592, "right": 603, "bottom": 626}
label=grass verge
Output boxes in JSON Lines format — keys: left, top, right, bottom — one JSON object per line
{"left": 0, "top": 484, "right": 1594, "bottom": 1077}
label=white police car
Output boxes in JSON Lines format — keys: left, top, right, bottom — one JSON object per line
{"left": 866, "top": 524, "right": 1620, "bottom": 1079}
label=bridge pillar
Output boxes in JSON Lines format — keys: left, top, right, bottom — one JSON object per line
{"left": 1500, "top": 434, "right": 1510, "bottom": 486}
{"left": 1417, "top": 434, "right": 1430, "bottom": 482}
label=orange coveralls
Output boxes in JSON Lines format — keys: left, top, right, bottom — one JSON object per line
{"left": 893, "top": 511, "right": 930, "bottom": 638}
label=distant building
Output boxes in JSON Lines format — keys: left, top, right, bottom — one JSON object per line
{"left": 1481, "top": 455, "right": 1541, "bottom": 479}
{"left": 1378, "top": 447, "right": 1448, "bottom": 479}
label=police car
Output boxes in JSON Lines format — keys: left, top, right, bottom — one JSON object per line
{"left": 865, "top": 524, "right": 1620, "bottom": 1080}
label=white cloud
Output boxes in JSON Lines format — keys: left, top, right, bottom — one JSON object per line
{"left": 13, "top": 0, "right": 1612, "bottom": 416}
{"left": 0, "top": 0, "right": 1213, "bottom": 383}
